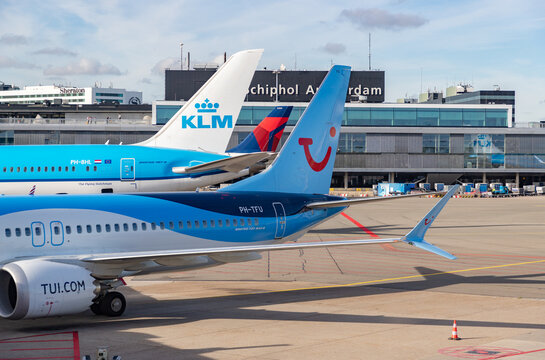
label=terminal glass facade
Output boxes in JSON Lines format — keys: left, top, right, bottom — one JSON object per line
{"left": 238, "top": 106, "right": 509, "bottom": 127}
{"left": 156, "top": 104, "right": 510, "bottom": 128}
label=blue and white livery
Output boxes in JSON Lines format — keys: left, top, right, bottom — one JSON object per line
{"left": 0, "top": 65, "right": 458, "bottom": 319}
{"left": 0, "top": 49, "right": 270, "bottom": 195}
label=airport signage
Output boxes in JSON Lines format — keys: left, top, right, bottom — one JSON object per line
{"left": 166, "top": 70, "right": 385, "bottom": 103}
{"left": 60, "top": 87, "right": 85, "bottom": 95}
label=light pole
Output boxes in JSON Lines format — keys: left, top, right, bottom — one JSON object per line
{"left": 272, "top": 70, "right": 281, "bottom": 102}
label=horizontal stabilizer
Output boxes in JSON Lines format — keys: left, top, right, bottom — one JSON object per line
{"left": 172, "top": 152, "right": 273, "bottom": 174}
{"left": 306, "top": 192, "right": 442, "bottom": 209}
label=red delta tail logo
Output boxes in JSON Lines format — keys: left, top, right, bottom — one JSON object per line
{"left": 298, "top": 127, "right": 336, "bottom": 172}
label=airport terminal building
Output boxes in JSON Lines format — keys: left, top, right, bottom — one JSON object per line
{"left": 1, "top": 69, "right": 544, "bottom": 187}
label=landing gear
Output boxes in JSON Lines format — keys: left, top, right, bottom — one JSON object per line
{"left": 90, "top": 291, "right": 126, "bottom": 317}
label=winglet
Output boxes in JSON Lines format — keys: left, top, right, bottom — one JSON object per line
{"left": 402, "top": 185, "right": 460, "bottom": 260}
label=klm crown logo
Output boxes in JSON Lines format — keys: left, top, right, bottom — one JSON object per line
{"left": 195, "top": 98, "right": 220, "bottom": 113}
{"left": 181, "top": 98, "right": 233, "bottom": 129}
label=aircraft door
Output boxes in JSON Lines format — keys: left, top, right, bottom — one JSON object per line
{"left": 50, "top": 221, "right": 64, "bottom": 246}
{"left": 120, "top": 158, "right": 135, "bottom": 181}
{"left": 31, "top": 222, "right": 45, "bottom": 247}
{"left": 272, "top": 202, "right": 286, "bottom": 239}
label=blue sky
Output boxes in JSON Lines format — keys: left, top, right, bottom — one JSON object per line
{"left": 1, "top": 0, "right": 544, "bottom": 122}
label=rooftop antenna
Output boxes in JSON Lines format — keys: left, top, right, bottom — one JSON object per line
{"left": 420, "top": 68, "right": 423, "bottom": 94}
{"left": 368, "top": 33, "right": 371, "bottom": 71}
{"left": 180, "top": 42, "right": 184, "bottom": 70}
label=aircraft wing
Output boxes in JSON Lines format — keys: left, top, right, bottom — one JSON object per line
{"left": 172, "top": 152, "right": 274, "bottom": 174}
{"left": 305, "top": 192, "right": 443, "bottom": 209}
{"left": 81, "top": 238, "right": 401, "bottom": 264}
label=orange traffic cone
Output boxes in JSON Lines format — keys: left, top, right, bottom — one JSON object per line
{"left": 449, "top": 320, "right": 461, "bottom": 340}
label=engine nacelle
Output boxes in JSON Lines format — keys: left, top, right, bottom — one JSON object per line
{"left": 0, "top": 260, "right": 98, "bottom": 319}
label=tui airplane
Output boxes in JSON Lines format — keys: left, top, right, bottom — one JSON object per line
{"left": 0, "top": 65, "right": 458, "bottom": 319}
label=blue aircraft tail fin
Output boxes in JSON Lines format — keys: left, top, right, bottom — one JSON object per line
{"left": 227, "top": 106, "right": 292, "bottom": 153}
{"left": 222, "top": 65, "right": 351, "bottom": 194}
{"left": 402, "top": 185, "right": 460, "bottom": 260}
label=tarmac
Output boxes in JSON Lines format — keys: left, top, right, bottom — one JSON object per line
{"left": 1, "top": 196, "right": 545, "bottom": 359}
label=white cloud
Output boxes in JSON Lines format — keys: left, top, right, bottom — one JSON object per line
{"left": 151, "top": 57, "right": 180, "bottom": 76}
{"left": 44, "top": 58, "right": 122, "bottom": 76}
{"left": 0, "top": 56, "right": 37, "bottom": 69}
{"left": 0, "top": 33, "right": 29, "bottom": 45}
{"left": 321, "top": 42, "right": 346, "bottom": 55}
{"left": 33, "top": 47, "right": 77, "bottom": 57}
{"left": 340, "top": 8, "right": 428, "bottom": 31}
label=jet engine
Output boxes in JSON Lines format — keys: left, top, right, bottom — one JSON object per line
{"left": 0, "top": 259, "right": 98, "bottom": 319}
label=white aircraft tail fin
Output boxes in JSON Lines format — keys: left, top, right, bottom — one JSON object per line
{"left": 138, "top": 49, "right": 263, "bottom": 153}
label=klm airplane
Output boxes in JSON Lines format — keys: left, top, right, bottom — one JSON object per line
{"left": 0, "top": 65, "right": 458, "bottom": 320}
{"left": 0, "top": 49, "right": 289, "bottom": 195}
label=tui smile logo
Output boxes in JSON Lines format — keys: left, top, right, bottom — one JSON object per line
{"left": 298, "top": 127, "right": 336, "bottom": 172}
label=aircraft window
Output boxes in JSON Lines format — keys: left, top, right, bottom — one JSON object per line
{"left": 132, "top": 223, "right": 137, "bottom": 231}
{"left": 51, "top": 166, "right": 55, "bottom": 172}
{"left": 247, "top": 219, "right": 251, "bottom": 226}
{"left": 186, "top": 221, "right": 191, "bottom": 228}
{"left": 25, "top": 227, "right": 31, "bottom": 236}
{"left": 86, "top": 166, "right": 89, "bottom": 171}
{"left": 225, "top": 219, "right": 230, "bottom": 227}
{"left": 86, "top": 225, "right": 92, "bottom": 233}
{"left": 37, "top": 166, "right": 41, "bottom": 172}
{"left": 141, "top": 223, "right": 147, "bottom": 231}
{"left": 194, "top": 220, "right": 199, "bottom": 228}
{"left": 65, "top": 166, "right": 68, "bottom": 172}
{"left": 30, "top": 167, "right": 34, "bottom": 172}
{"left": 54, "top": 225, "right": 60, "bottom": 235}
{"left": 15, "top": 228, "right": 21, "bottom": 237}
{"left": 159, "top": 222, "right": 165, "bottom": 230}
{"left": 233, "top": 219, "right": 237, "bottom": 227}
{"left": 59, "top": 166, "right": 62, "bottom": 172}
{"left": 94, "top": 166, "right": 97, "bottom": 171}
{"left": 66, "top": 226, "right": 71, "bottom": 234}
{"left": 123, "top": 223, "right": 129, "bottom": 231}
{"left": 202, "top": 220, "right": 207, "bottom": 228}
{"left": 17, "top": 167, "right": 20, "bottom": 172}
{"left": 254, "top": 218, "right": 259, "bottom": 226}
{"left": 114, "top": 224, "right": 120, "bottom": 232}
{"left": 105, "top": 224, "right": 111, "bottom": 232}
{"left": 96, "top": 224, "right": 101, "bottom": 233}
{"left": 168, "top": 221, "right": 174, "bottom": 229}
{"left": 210, "top": 220, "right": 215, "bottom": 228}
{"left": 23, "top": 167, "right": 27, "bottom": 172}
{"left": 10, "top": 167, "right": 13, "bottom": 172}
{"left": 178, "top": 221, "right": 183, "bottom": 229}
{"left": 240, "top": 219, "right": 244, "bottom": 226}
{"left": 35, "top": 227, "right": 42, "bottom": 236}
{"left": 77, "top": 225, "right": 82, "bottom": 234}
{"left": 44, "top": 167, "right": 47, "bottom": 172}
{"left": 5, "top": 229, "right": 11, "bottom": 237}
{"left": 72, "top": 166, "right": 75, "bottom": 171}
{"left": 151, "top": 222, "right": 157, "bottom": 230}
{"left": 218, "top": 219, "right": 223, "bottom": 227}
